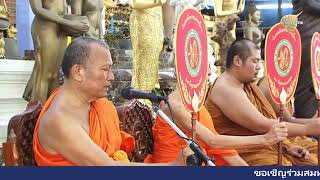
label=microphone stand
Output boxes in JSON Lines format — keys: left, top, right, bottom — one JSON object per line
{"left": 155, "top": 107, "right": 215, "bottom": 166}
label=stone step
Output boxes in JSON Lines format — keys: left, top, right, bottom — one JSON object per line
{"left": 113, "top": 62, "right": 174, "bottom": 69}
{"left": 0, "top": 59, "right": 34, "bottom": 148}
{"left": 107, "top": 67, "right": 176, "bottom": 106}
{"left": 113, "top": 62, "right": 132, "bottom": 69}
{"left": 112, "top": 68, "right": 176, "bottom": 81}
{"left": 110, "top": 49, "right": 175, "bottom": 69}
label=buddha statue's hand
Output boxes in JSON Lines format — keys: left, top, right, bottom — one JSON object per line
{"left": 69, "top": 18, "right": 90, "bottom": 33}
{"left": 263, "top": 122, "right": 288, "bottom": 145}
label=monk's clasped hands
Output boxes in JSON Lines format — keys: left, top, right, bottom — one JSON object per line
{"left": 264, "top": 122, "right": 288, "bottom": 145}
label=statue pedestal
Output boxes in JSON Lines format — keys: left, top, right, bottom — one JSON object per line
{"left": 0, "top": 59, "right": 34, "bottom": 147}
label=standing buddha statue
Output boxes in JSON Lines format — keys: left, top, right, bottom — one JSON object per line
{"left": 69, "top": 0, "right": 105, "bottom": 39}
{"left": 129, "top": 0, "right": 165, "bottom": 93}
{"left": 244, "top": 0, "right": 264, "bottom": 47}
{"left": 25, "top": 0, "right": 89, "bottom": 104}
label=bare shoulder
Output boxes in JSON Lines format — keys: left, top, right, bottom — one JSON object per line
{"left": 208, "top": 77, "right": 273, "bottom": 133}
{"left": 37, "top": 104, "right": 80, "bottom": 153}
{"left": 39, "top": 106, "right": 74, "bottom": 133}
{"left": 209, "top": 77, "right": 245, "bottom": 103}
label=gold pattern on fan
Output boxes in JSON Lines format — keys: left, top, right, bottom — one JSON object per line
{"left": 278, "top": 47, "right": 289, "bottom": 71}
{"left": 188, "top": 40, "right": 199, "bottom": 68}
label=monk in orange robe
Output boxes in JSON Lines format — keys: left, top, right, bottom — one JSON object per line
{"left": 205, "top": 39, "right": 320, "bottom": 166}
{"left": 33, "top": 37, "right": 188, "bottom": 166}
{"left": 33, "top": 88, "right": 135, "bottom": 166}
{"left": 257, "top": 77, "right": 319, "bottom": 165}
{"left": 145, "top": 89, "right": 288, "bottom": 166}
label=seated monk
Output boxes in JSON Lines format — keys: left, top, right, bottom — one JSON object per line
{"left": 33, "top": 37, "right": 189, "bottom": 166}
{"left": 205, "top": 39, "right": 320, "bottom": 166}
{"left": 257, "top": 77, "right": 319, "bottom": 165}
{"left": 144, "top": 89, "right": 288, "bottom": 166}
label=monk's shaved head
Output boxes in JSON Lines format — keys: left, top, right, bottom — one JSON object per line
{"left": 226, "top": 39, "right": 259, "bottom": 69}
{"left": 62, "top": 37, "right": 109, "bottom": 78}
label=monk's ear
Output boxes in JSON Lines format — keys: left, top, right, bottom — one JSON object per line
{"left": 70, "top": 64, "right": 84, "bottom": 82}
{"left": 233, "top": 55, "right": 242, "bottom": 67}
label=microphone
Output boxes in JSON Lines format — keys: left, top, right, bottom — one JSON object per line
{"left": 121, "top": 87, "right": 167, "bottom": 103}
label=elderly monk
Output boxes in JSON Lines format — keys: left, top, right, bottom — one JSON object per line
{"left": 205, "top": 39, "right": 320, "bottom": 166}
{"left": 33, "top": 37, "right": 189, "bottom": 166}
{"left": 257, "top": 77, "right": 319, "bottom": 165}
{"left": 144, "top": 89, "right": 288, "bottom": 166}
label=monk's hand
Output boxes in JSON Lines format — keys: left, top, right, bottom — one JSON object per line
{"left": 264, "top": 122, "right": 288, "bottom": 145}
{"left": 285, "top": 146, "right": 310, "bottom": 159}
{"left": 305, "top": 119, "right": 320, "bottom": 135}
{"left": 171, "top": 146, "right": 193, "bottom": 166}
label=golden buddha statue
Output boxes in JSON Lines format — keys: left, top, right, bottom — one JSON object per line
{"left": 25, "top": 0, "right": 89, "bottom": 104}
{"left": 69, "top": 0, "right": 104, "bottom": 39}
{"left": 129, "top": 0, "right": 165, "bottom": 93}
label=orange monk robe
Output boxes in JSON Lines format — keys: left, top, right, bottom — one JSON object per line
{"left": 257, "top": 78, "right": 318, "bottom": 165}
{"left": 144, "top": 107, "right": 238, "bottom": 166}
{"left": 205, "top": 83, "right": 318, "bottom": 166}
{"left": 33, "top": 88, "right": 135, "bottom": 166}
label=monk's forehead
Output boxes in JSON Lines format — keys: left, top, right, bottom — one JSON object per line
{"left": 246, "top": 43, "right": 259, "bottom": 55}
{"left": 87, "top": 43, "right": 111, "bottom": 64}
